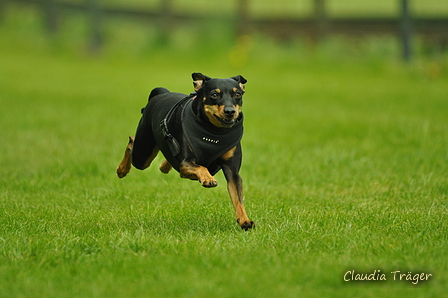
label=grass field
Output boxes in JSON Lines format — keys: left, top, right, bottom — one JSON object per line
{"left": 1, "top": 4, "right": 448, "bottom": 298}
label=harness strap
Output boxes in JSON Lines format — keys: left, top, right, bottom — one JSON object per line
{"left": 159, "top": 94, "right": 196, "bottom": 157}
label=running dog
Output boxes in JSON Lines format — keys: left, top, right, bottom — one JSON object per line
{"left": 116, "top": 73, "right": 254, "bottom": 230}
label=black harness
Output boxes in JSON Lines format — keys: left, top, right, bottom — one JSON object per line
{"left": 159, "top": 95, "right": 192, "bottom": 158}
{"left": 159, "top": 94, "right": 243, "bottom": 173}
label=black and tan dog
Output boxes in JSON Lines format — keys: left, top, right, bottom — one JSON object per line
{"left": 116, "top": 73, "right": 254, "bottom": 230}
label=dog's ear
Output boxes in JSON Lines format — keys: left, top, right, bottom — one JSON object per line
{"left": 231, "top": 75, "right": 247, "bottom": 92}
{"left": 192, "top": 72, "right": 211, "bottom": 92}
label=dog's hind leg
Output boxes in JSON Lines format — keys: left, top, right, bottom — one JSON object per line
{"left": 159, "top": 159, "right": 172, "bottom": 173}
{"left": 116, "top": 136, "right": 134, "bottom": 178}
{"left": 118, "top": 89, "right": 167, "bottom": 177}
{"left": 131, "top": 112, "right": 160, "bottom": 170}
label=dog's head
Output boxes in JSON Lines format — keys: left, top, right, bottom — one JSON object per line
{"left": 192, "top": 72, "right": 247, "bottom": 128}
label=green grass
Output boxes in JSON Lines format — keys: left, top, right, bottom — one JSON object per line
{"left": 1, "top": 5, "right": 448, "bottom": 298}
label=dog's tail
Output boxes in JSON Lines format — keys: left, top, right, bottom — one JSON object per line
{"left": 148, "top": 87, "right": 170, "bottom": 102}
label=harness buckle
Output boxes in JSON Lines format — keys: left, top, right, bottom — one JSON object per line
{"left": 160, "top": 118, "right": 180, "bottom": 156}
{"left": 160, "top": 119, "right": 171, "bottom": 139}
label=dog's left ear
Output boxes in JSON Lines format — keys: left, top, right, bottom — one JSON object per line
{"left": 231, "top": 75, "right": 247, "bottom": 92}
{"left": 192, "top": 72, "right": 211, "bottom": 92}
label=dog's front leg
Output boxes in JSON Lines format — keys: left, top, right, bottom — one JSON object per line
{"left": 220, "top": 146, "right": 254, "bottom": 230}
{"left": 179, "top": 161, "right": 218, "bottom": 188}
{"left": 226, "top": 172, "right": 254, "bottom": 231}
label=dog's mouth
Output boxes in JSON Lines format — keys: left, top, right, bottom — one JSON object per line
{"left": 214, "top": 115, "right": 236, "bottom": 128}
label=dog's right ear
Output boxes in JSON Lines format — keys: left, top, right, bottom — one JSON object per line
{"left": 192, "top": 72, "right": 211, "bottom": 92}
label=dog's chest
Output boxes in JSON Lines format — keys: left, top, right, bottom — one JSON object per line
{"left": 182, "top": 101, "right": 243, "bottom": 168}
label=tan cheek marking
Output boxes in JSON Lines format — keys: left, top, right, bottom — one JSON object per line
{"left": 204, "top": 104, "right": 219, "bottom": 114}
{"left": 217, "top": 105, "right": 225, "bottom": 117}
{"left": 204, "top": 105, "right": 224, "bottom": 127}
{"left": 235, "top": 105, "right": 242, "bottom": 114}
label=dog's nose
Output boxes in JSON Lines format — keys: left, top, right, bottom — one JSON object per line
{"left": 224, "top": 107, "right": 236, "bottom": 118}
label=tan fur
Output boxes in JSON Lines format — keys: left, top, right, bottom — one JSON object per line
{"left": 193, "top": 80, "right": 203, "bottom": 91}
{"left": 179, "top": 161, "right": 217, "bottom": 187}
{"left": 159, "top": 159, "right": 172, "bottom": 173}
{"left": 220, "top": 146, "right": 236, "bottom": 160}
{"left": 234, "top": 104, "right": 242, "bottom": 115}
{"left": 227, "top": 179, "right": 251, "bottom": 227}
{"left": 116, "top": 136, "right": 134, "bottom": 178}
{"left": 204, "top": 104, "right": 225, "bottom": 127}
{"left": 116, "top": 137, "right": 160, "bottom": 178}
{"left": 203, "top": 104, "right": 241, "bottom": 128}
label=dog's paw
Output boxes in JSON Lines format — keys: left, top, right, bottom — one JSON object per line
{"left": 159, "top": 159, "right": 172, "bottom": 174}
{"left": 201, "top": 178, "right": 218, "bottom": 188}
{"left": 116, "top": 165, "right": 130, "bottom": 178}
{"left": 237, "top": 219, "right": 255, "bottom": 231}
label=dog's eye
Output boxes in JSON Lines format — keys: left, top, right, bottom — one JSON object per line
{"left": 234, "top": 93, "right": 242, "bottom": 99}
{"left": 211, "top": 93, "right": 219, "bottom": 99}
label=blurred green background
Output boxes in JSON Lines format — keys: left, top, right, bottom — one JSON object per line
{"left": 1, "top": 1, "right": 448, "bottom": 298}
{"left": 3, "top": 0, "right": 448, "bottom": 60}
